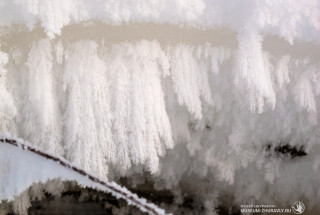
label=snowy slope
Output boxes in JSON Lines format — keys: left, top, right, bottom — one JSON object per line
{"left": 0, "top": 134, "right": 167, "bottom": 215}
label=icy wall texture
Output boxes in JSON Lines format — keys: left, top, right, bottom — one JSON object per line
{"left": 0, "top": 0, "right": 320, "bottom": 214}
{"left": 0, "top": 0, "right": 319, "bottom": 43}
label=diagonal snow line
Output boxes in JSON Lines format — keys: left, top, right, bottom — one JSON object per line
{"left": 0, "top": 137, "right": 169, "bottom": 215}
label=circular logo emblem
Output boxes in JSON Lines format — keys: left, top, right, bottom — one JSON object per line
{"left": 291, "top": 201, "right": 305, "bottom": 214}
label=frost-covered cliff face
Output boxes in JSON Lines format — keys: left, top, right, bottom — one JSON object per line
{"left": 0, "top": 1, "right": 320, "bottom": 214}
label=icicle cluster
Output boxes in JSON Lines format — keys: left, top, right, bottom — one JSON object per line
{"left": 0, "top": 0, "right": 320, "bottom": 214}
{"left": 1, "top": 37, "right": 319, "bottom": 209}
{"left": 0, "top": 46, "right": 16, "bottom": 133}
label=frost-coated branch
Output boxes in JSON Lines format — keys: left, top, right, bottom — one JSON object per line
{"left": 0, "top": 136, "right": 169, "bottom": 215}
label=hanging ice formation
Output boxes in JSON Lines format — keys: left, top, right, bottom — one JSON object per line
{"left": 0, "top": 0, "right": 320, "bottom": 214}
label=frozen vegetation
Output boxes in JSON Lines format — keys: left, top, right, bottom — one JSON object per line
{"left": 0, "top": 0, "right": 320, "bottom": 214}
